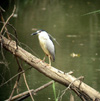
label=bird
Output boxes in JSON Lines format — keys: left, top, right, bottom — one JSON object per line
{"left": 31, "top": 29, "right": 55, "bottom": 66}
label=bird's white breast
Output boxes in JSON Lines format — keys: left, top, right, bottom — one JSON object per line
{"left": 38, "top": 32, "right": 50, "bottom": 55}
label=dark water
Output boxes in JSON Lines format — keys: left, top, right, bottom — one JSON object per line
{"left": 0, "top": 0, "right": 100, "bottom": 101}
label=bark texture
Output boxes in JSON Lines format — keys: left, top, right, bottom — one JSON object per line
{"left": 0, "top": 36, "right": 100, "bottom": 100}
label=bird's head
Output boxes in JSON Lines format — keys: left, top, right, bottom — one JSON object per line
{"left": 31, "top": 29, "right": 45, "bottom": 36}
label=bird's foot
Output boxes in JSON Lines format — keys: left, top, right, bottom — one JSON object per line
{"left": 46, "top": 63, "right": 51, "bottom": 66}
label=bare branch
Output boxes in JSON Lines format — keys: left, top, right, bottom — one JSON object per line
{"left": 0, "top": 5, "right": 16, "bottom": 35}
{"left": 15, "top": 56, "right": 34, "bottom": 101}
{"left": 0, "top": 21, "right": 18, "bottom": 42}
{"left": 0, "top": 36, "right": 100, "bottom": 100}
{"left": 8, "top": 80, "right": 19, "bottom": 101}
{"left": 0, "top": 70, "right": 24, "bottom": 87}
{"left": 0, "top": 38, "right": 9, "bottom": 68}
{"left": 0, "top": 6, "right": 5, "bottom": 12}
{"left": 58, "top": 76, "right": 84, "bottom": 101}
{"left": 6, "top": 81, "right": 54, "bottom": 101}
{"left": 8, "top": 57, "right": 22, "bottom": 101}
{"left": 22, "top": 72, "right": 34, "bottom": 101}
{"left": 0, "top": 67, "right": 31, "bottom": 87}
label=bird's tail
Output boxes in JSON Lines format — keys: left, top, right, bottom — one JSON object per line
{"left": 51, "top": 54, "right": 55, "bottom": 62}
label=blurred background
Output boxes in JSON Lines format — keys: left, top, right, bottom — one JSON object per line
{"left": 0, "top": 0, "right": 100, "bottom": 100}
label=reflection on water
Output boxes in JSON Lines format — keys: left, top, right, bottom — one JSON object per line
{"left": 1, "top": 0, "right": 100, "bottom": 100}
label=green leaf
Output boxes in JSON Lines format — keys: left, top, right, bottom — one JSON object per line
{"left": 82, "top": 9, "right": 100, "bottom": 16}
{"left": 52, "top": 82, "right": 58, "bottom": 101}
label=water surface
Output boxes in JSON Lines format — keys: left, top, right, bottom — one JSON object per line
{"left": 0, "top": 0, "right": 100, "bottom": 100}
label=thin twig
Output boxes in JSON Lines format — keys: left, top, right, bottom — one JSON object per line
{"left": 8, "top": 68, "right": 22, "bottom": 101}
{"left": 8, "top": 57, "right": 22, "bottom": 101}
{"left": 6, "top": 81, "right": 54, "bottom": 101}
{"left": 58, "top": 76, "right": 84, "bottom": 101}
{"left": 0, "top": 37, "right": 9, "bottom": 68}
{"left": 8, "top": 81, "right": 19, "bottom": 101}
{"left": 0, "top": 61, "right": 5, "bottom": 64}
{"left": 0, "top": 5, "right": 16, "bottom": 35}
{"left": 0, "top": 21, "right": 18, "bottom": 43}
{"left": 0, "top": 70, "right": 24, "bottom": 87}
{"left": 0, "top": 6, "right": 5, "bottom": 12}
{"left": 0, "top": 67, "right": 32, "bottom": 87}
{"left": 15, "top": 57, "right": 34, "bottom": 101}
{"left": 22, "top": 72, "right": 34, "bottom": 101}
{"left": 0, "top": 9, "right": 10, "bottom": 39}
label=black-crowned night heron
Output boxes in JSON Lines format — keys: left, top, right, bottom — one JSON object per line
{"left": 31, "top": 30, "right": 55, "bottom": 65}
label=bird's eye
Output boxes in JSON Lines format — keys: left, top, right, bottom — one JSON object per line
{"left": 39, "top": 30, "right": 42, "bottom": 33}
{"left": 37, "top": 30, "right": 41, "bottom": 33}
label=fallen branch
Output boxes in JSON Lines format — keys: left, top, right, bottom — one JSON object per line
{"left": 6, "top": 80, "right": 54, "bottom": 101}
{"left": 0, "top": 36, "right": 100, "bottom": 100}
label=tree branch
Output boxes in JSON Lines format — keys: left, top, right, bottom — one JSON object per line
{"left": 0, "top": 5, "right": 16, "bottom": 36}
{"left": 7, "top": 81, "right": 54, "bottom": 101}
{"left": 0, "top": 35, "right": 100, "bottom": 100}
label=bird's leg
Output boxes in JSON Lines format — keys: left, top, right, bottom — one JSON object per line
{"left": 43, "top": 54, "right": 46, "bottom": 62}
{"left": 48, "top": 55, "right": 51, "bottom": 66}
